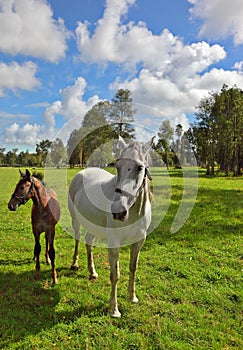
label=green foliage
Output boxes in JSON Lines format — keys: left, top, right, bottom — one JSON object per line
{"left": 108, "top": 89, "right": 136, "bottom": 139}
{"left": 0, "top": 167, "right": 242, "bottom": 349}
{"left": 192, "top": 84, "right": 243, "bottom": 175}
{"left": 66, "top": 91, "right": 136, "bottom": 167}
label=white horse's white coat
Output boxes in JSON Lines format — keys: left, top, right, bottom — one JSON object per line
{"left": 68, "top": 137, "right": 152, "bottom": 317}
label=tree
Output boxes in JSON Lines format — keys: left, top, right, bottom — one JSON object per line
{"left": 36, "top": 140, "right": 52, "bottom": 167}
{"left": 67, "top": 101, "right": 113, "bottom": 167}
{"left": 0, "top": 148, "right": 5, "bottom": 165}
{"left": 50, "top": 138, "right": 67, "bottom": 168}
{"left": 108, "top": 89, "right": 135, "bottom": 139}
{"left": 172, "top": 124, "right": 184, "bottom": 168}
{"left": 192, "top": 85, "right": 243, "bottom": 175}
{"left": 5, "top": 148, "right": 18, "bottom": 166}
{"left": 156, "top": 120, "right": 174, "bottom": 169}
{"left": 67, "top": 129, "right": 83, "bottom": 167}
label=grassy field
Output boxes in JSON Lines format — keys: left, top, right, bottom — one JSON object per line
{"left": 0, "top": 167, "right": 242, "bottom": 349}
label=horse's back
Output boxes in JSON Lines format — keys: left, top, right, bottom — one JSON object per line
{"left": 69, "top": 168, "right": 116, "bottom": 234}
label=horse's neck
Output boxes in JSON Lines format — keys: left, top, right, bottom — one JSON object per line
{"left": 32, "top": 178, "right": 48, "bottom": 208}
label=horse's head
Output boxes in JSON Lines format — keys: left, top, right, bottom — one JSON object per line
{"left": 8, "top": 169, "right": 34, "bottom": 211}
{"left": 111, "top": 136, "right": 153, "bottom": 221}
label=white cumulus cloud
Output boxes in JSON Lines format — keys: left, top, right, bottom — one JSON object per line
{"left": 4, "top": 122, "right": 43, "bottom": 146}
{"left": 0, "top": 61, "right": 40, "bottom": 96}
{"left": 189, "top": 0, "right": 243, "bottom": 45}
{"left": 0, "top": 0, "right": 69, "bottom": 62}
{"left": 75, "top": 0, "right": 243, "bottom": 132}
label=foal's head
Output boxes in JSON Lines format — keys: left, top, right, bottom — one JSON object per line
{"left": 8, "top": 169, "right": 35, "bottom": 211}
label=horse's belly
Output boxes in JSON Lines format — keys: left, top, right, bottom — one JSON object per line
{"left": 69, "top": 168, "right": 151, "bottom": 246}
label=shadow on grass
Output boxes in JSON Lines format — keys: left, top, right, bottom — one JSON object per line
{"left": 0, "top": 258, "right": 33, "bottom": 266}
{"left": 0, "top": 269, "right": 60, "bottom": 347}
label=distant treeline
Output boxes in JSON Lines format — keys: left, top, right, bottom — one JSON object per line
{"left": 1, "top": 85, "right": 243, "bottom": 175}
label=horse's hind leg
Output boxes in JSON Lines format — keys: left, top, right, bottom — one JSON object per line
{"left": 71, "top": 219, "right": 81, "bottom": 271}
{"left": 47, "top": 228, "right": 58, "bottom": 285}
{"left": 128, "top": 238, "right": 145, "bottom": 303}
{"left": 86, "top": 232, "right": 98, "bottom": 280}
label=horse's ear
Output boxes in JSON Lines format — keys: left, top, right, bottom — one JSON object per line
{"left": 145, "top": 136, "right": 155, "bottom": 149}
{"left": 118, "top": 135, "right": 127, "bottom": 150}
{"left": 19, "top": 169, "right": 25, "bottom": 177}
{"left": 143, "top": 136, "right": 155, "bottom": 154}
{"left": 26, "top": 169, "right": 31, "bottom": 179}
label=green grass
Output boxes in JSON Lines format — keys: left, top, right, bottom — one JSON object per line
{"left": 0, "top": 167, "right": 242, "bottom": 349}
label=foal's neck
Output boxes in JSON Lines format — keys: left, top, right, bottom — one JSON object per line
{"left": 32, "top": 178, "right": 48, "bottom": 208}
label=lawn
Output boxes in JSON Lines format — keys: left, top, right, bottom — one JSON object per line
{"left": 0, "top": 167, "right": 242, "bottom": 349}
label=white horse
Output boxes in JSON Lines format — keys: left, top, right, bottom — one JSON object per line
{"left": 68, "top": 136, "right": 153, "bottom": 317}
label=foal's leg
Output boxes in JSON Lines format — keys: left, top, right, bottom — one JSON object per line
{"left": 71, "top": 219, "right": 81, "bottom": 271}
{"left": 128, "top": 238, "right": 145, "bottom": 303}
{"left": 108, "top": 247, "right": 121, "bottom": 318}
{"left": 45, "top": 233, "right": 51, "bottom": 265}
{"left": 86, "top": 232, "right": 98, "bottom": 280}
{"left": 47, "top": 228, "right": 58, "bottom": 285}
{"left": 33, "top": 231, "right": 41, "bottom": 281}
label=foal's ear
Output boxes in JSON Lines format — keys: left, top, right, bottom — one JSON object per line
{"left": 118, "top": 135, "right": 127, "bottom": 150}
{"left": 19, "top": 169, "right": 25, "bottom": 177}
{"left": 25, "top": 169, "right": 31, "bottom": 179}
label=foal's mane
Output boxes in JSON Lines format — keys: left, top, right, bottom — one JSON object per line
{"left": 32, "top": 171, "right": 45, "bottom": 184}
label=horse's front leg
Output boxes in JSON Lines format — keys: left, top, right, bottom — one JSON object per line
{"left": 108, "top": 247, "right": 121, "bottom": 318}
{"left": 71, "top": 219, "right": 81, "bottom": 271}
{"left": 86, "top": 232, "right": 98, "bottom": 280}
{"left": 128, "top": 238, "right": 145, "bottom": 303}
{"left": 33, "top": 231, "right": 41, "bottom": 281}
{"left": 47, "top": 228, "right": 58, "bottom": 285}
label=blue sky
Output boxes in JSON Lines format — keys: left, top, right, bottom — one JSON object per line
{"left": 0, "top": 0, "right": 243, "bottom": 151}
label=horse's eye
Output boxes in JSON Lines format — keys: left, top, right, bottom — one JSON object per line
{"left": 20, "top": 186, "right": 25, "bottom": 190}
{"left": 137, "top": 166, "right": 143, "bottom": 172}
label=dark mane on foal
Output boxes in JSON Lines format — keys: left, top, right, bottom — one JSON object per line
{"left": 31, "top": 171, "right": 44, "bottom": 183}
{"left": 20, "top": 169, "right": 45, "bottom": 186}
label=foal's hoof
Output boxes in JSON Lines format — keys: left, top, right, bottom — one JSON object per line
{"left": 70, "top": 264, "right": 79, "bottom": 271}
{"left": 34, "top": 273, "right": 40, "bottom": 281}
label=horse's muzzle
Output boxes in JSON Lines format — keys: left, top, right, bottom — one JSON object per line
{"left": 111, "top": 202, "right": 128, "bottom": 221}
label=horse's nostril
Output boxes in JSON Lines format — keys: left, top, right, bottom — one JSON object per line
{"left": 112, "top": 206, "right": 128, "bottom": 221}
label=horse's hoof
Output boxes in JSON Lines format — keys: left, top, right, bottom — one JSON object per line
{"left": 110, "top": 309, "right": 121, "bottom": 318}
{"left": 71, "top": 265, "right": 79, "bottom": 271}
{"left": 89, "top": 273, "right": 98, "bottom": 280}
{"left": 131, "top": 296, "right": 139, "bottom": 303}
